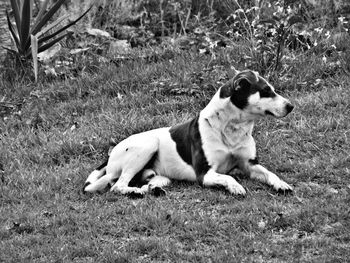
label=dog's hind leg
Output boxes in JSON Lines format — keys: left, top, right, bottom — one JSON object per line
{"left": 84, "top": 160, "right": 108, "bottom": 191}
{"left": 84, "top": 172, "right": 115, "bottom": 192}
{"left": 110, "top": 136, "right": 159, "bottom": 195}
{"left": 140, "top": 174, "right": 171, "bottom": 196}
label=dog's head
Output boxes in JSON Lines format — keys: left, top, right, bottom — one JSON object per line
{"left": 220, "top": 69, "right": 294, "bottom": 118}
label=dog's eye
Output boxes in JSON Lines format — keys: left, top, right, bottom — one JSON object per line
{"left": 259, "top": 86, "right": 275, "bottom": 98}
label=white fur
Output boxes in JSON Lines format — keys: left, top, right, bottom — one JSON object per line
{"left": 85, "top": 128, "right": 197, "bottom": 194}
{"left": 202, "top": 169, "right": 246, "bottom": 195}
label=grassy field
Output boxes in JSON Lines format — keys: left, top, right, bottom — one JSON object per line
{"left": 1, "top": 3, "right": 350, "bottom": 262}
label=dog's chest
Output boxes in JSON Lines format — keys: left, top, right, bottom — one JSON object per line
{"left": 200, "top": 120, "right": 256, "bottom": 171}
{"left": 221, "top": 121, "right": 252, "bottom": 148}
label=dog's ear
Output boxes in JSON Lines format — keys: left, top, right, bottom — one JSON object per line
{"left": 220, "top": 70, "right": 256, "bottom": 98}
{"left": 227, "top": 66, "right": 239, "bottom": 79}
{"left": 234, "top": 70, "right": 259, "bottom": 87}
{"left": 219, "top": 78, "right": 235, "bottom": 98}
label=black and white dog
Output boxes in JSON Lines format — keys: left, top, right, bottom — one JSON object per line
{"left": 84, "top": 68, "right": 294, "bottom": 196}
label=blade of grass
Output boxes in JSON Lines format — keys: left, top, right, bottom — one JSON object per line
{"left": 31, "top": 34, "right": 38, "bottom": 82}
{"left": 31, "top": 0, "right": 66, "bottom": 35}
{"left": 38, "top": 6, "right": 92, "bottom": 45}
{"left": 6, "top": 10, "right": 21, "bottom": 52}
{"left": 21, "top": 0, "right": 33, "bottom": 53}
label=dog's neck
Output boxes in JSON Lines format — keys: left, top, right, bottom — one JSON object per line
{"left": 199, "top": 90, "right": 255, "bottom": 135}
{"left": 198, "top": 90, "right": 256, "bottom": 168}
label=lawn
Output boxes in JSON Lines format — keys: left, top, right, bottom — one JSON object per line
{"left": 1, "top": 1, "right": 350, "bottom": 262}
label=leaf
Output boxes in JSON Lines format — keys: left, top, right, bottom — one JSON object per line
{"left": 31, "top": 34, "right": 38, "bottom": 82}
{"left": 9, "top": 0, "right": 22, "bottom": 41}
{"left": 86, "top": 28, "right": 111, "bottom": 38}
{"left": 31, "top": 0, "right": 66, "bottom": 35}
{"left": 32, "top": 0, "right": 50, "bottom": 31}
{"left": 38, "top": 33, "right": 69, "bottom": 53}
{"left": 69, "top": 47, "right": 89, "bottom": 55}
{"left": 1, "top": 46, "right": 18, "bottom": 55}
{"left": 36, "top": 14, "right": 69, "bottom": 39}
{"left": 287, "top": 15, "right": 303, "bottom": 27}
{"left": 259, "top": 18, "right": 278, "bottom": 25}
{"left": 24, "top": 14, "right": 69, "bottom": 51}
{"left": 21, "top": 0, "right": 33, "bottom": 52}
{"left": 6, "top": 10, "right": 20, "bottom": 52}
{"left": 38, "top": 6, "right": 92, "bottom": 45}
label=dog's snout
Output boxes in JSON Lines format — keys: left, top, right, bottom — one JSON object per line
{"left": 285, "top": 103, "right": 294, "bottom": 114}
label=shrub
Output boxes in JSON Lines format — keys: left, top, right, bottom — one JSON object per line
{"left": 5, "top": 0, "right": 91, "bottom": 81}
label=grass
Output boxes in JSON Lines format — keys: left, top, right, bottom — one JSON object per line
{"left": 1, "top": 37, "right": 350, "bottom": 262}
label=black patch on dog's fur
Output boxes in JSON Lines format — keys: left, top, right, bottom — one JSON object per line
{"left": 151, "top": 187, "right": 166, "bottom": 197}
{"left": 220, "top": 71, "right": 277, "bottom": 109}
{"left": 169, "top": 116, "right": 210, "bottom": 183}
{"left": 129, "top": 152, "right": 158, "bottom": 187}
{"left": 229, "top": 79, "right": 253, "bottom": 109}
{"left": 249, "top": 158, "right": 259, "bottom": 165}
{"left": 259, "top": 86, "right": 276, "bottom": 98}
{"left": 96, "top": 160, "right": 108, "bottom": 171}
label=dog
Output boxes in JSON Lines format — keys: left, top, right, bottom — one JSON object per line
{"left": 83, "top": 68, "right": 294, "bottom": 196}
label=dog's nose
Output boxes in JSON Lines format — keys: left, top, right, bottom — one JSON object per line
{"left": 286, "top": 103, "right": 294, "bottom": 113}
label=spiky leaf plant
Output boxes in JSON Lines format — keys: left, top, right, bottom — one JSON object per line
{"left": 5, "top": 0, "right": 91, "bottom": 81}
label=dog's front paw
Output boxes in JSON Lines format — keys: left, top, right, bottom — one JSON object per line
{"left": 127, "top": 191, "right": 145, "bottom": 199}
{"left": 227, "top": 182, "right": 246, "bottom": 195}
{"left": 110, "top": 185, "right": 146, "bottom": 196}
{"left": 151, "top": 186, "right": 166, "bottom": 197}
{"left": 273, "top": 180, "right": 293, "bottom": 193}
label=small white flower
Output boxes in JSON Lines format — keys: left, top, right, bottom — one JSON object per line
{"left": 314, "top": 27, "right": 323, "bottom": 33}
{"left": 277, "top": 6, "right": 283, "bottom": 13}
{"left": 338, "top": 16, "right": 345, "bottom": 23}
{"left": 269, "top": 28, "right": 277, "bottom": 35}
{"left": 325, "top": 31, "right": 330, "bottom": 39}
{"left": 258, "top": 220, "right": 266, "bottom": 229}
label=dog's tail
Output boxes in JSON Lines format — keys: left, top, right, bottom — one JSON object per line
{"left": 83, "top": 160, "right": 108, "bottom": 192}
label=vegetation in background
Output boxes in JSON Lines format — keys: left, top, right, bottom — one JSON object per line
{"left": 0, "top": 0, "right": 350, "bottom": 262}
{"left": 5, "top": 0, "right": 91, "bottom": 81}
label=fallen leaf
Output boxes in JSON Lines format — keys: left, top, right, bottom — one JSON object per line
{"left": 86, "top": 28, "right": 111, "bottom": 38}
